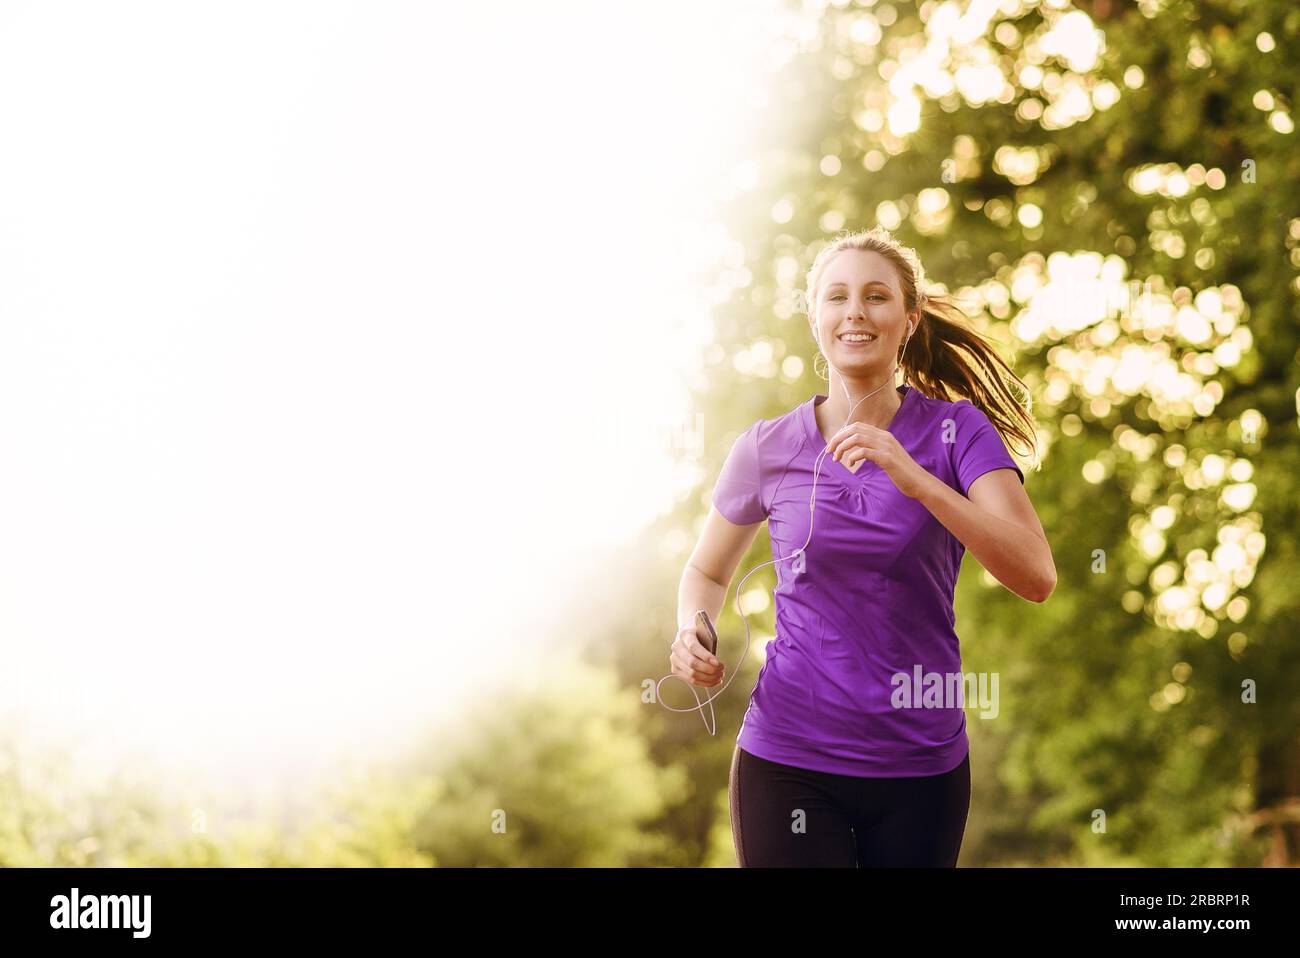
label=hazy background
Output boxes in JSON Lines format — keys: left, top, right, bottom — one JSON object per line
{"left": 0, "top": 0, "right": 793, "bottom": 800}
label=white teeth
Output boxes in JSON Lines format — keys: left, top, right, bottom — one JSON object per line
{"left": 840, "top": 333, "right": 876, "bottom": 342}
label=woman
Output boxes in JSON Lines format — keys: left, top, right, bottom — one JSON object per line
{"left": 669, "top": 227, "right": 1055, "bottom": 867}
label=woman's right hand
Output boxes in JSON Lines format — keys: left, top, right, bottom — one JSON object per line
{"left": 670, "top": 625, "right": 725, "bottom": 688}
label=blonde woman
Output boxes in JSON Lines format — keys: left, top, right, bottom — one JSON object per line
{"left": 670, "top": 227, "right": 1054, "bottom": 867}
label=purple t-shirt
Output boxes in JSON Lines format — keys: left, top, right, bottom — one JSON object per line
{"left": 711, "top": 384, "right": 1024, "bottom": 778}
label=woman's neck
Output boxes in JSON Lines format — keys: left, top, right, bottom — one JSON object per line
{"left": 818, "top": 374, "right": 902, "bottom": 433}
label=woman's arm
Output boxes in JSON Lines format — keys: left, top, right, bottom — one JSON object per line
{"left": 913, "top": 467, "right": 1056, "bottom": 603}
{"left": 669, "top": 507, "right": 764, "bottom": 686}
{"left": 679, "top": 506, "right": 763, "bottom": 631}
{"left": 823, "top": 419, "right": 1054, "bottom": 601}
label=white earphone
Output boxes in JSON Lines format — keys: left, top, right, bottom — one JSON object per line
{"left": 657, "top": 310, "right": 917, "bottom": 734}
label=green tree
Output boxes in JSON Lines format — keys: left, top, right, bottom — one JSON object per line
{"left": 632, "top": 0, "right": 1297, "bottom": 866}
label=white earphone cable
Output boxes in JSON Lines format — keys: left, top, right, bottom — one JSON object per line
{"left": 656, "top": 317, "right": 915, "bottom": 734}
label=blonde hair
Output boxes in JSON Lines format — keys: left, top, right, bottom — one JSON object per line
{"left": 805, "top": 226, "right": 1037, "bottom": 459}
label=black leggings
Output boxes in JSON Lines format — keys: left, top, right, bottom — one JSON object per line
{"left": 728, "top": 745, "right": 971, "bottom": 867}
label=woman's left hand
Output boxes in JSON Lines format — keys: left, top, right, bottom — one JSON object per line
{"left": 825, "top": 424, "right": 931, "bottom": 499}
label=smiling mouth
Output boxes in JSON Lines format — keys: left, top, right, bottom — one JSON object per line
{"left": 838, "top": 333, "right": 878, "bottom": 345}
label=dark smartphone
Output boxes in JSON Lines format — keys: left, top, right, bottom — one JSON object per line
{"left": 694, "top": 609, "right": 718, "bottom": 656}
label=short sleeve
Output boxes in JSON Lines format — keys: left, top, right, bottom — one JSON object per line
{"left": 949, "top": 402, "right": 1024, "bottom": 497}
{"left": 711, "top": 422, "right": 767, "bottom": 525}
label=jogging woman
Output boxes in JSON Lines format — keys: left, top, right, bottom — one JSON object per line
{"left": 669, "top": 227, "right": 1054, "bottom": 867}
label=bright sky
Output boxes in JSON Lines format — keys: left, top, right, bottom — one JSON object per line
{"left": 0, "top": 0, "right": 797, "bottom": 799}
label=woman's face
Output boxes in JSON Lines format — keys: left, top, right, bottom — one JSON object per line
{"left": 810, "top": 249, "right": 915, "bottom": 374}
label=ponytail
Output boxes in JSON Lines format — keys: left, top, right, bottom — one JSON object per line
{"left": 902, "top": 293, "right": 1037, "bottom": 459}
